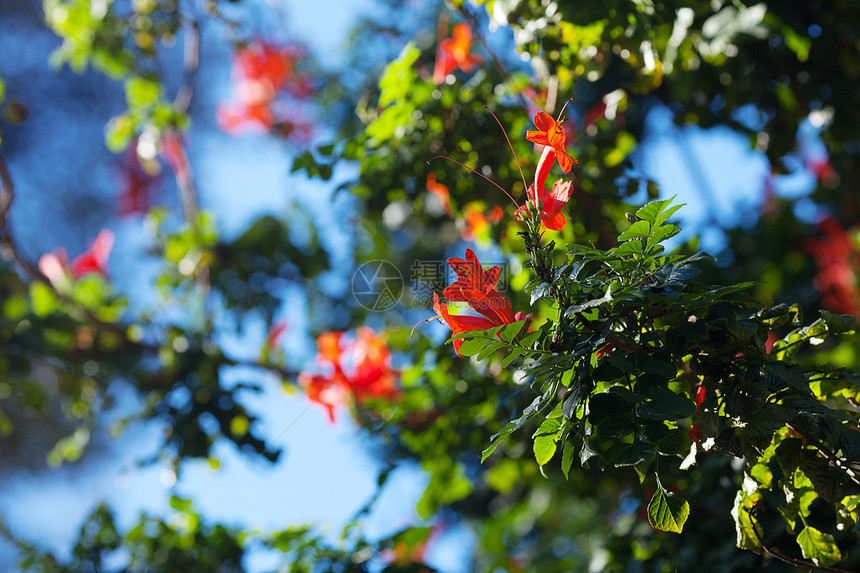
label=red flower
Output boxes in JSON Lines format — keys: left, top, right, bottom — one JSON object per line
{"left": 426, "top": 172, "right": 452, "bottom": 216}
{"left": 38, "top": 248, "right": 71, "bottom": 285}
{"left": 421, "top": 250, "right": 523, "bottom": 356}
{"left": 117, "top": 146, "right": 160, "bottom": 217}
{"left": 806, "top": 216, "right": 860, "bottom": 317}
{"left": 515, "top": 179, "right": 573, "bottom": 231}
{"left": 341, "top": 327, "right": 400, "bottom": 402}
{"left": 688, "top": 385, "right": 707, "bottom": 444}
{"left": 527, "top": 111, "right": 576, "bottom": 177}
{"left": 460, "top": 205, "right": 504, "bottom": 242}
{"left": 298, "top": 373, "right": 346, "bottom": 423}
{"left": 298, "top": 328, "right": 399, "bottom": 422}
{"left": 234, "top": 41, "right": 303, "bottom": 103}
{"left": 444, "top": 248, "right": 500, "bottom": 301}
{"left": 217, "top": 101, "right": 276, "bottom": 133}
{"left": 432, "top": 293, "right": 514, "bottom": 356}
{"left": 70, "top": 230, "right": 114, "bottom": 278}
{"left": 40, "top": 229, "right": 115, "bottom": 285}
{"left": 433, "top": 22, "right": 485, "bottom": 84}
{"left": 217, "top": 41, "right": 314, "bottom": 137}
{"left": 264, "top": 320, "right": 289, "bottom": 351}
{"left": 443, "top": 248, "right": 516, "bottom": 325}
{"left": 160, "top": 132, "right": 192, "bottom": 192}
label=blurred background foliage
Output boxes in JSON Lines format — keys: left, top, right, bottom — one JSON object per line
{"left": 1, "top": 0, "right": 860, "bottom": 571}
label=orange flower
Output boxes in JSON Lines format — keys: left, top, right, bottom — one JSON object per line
{"left": 217, "top": 41, "right": 314, "bottom": 137}
{"left": 527, "top": 111, "right": 576, "bottom": 176}
{"left": 425, "top": 172, "right": 452, "bottom": 215}
{"left": 460, "top": 204, "right": 504, "bottom": 241}
{"left": 341, "top": 327, "right": 400, "bottom": 402}
{"left": 515, "top": 179, "right": 573, "bottom": 231}
{"left": 444, "top": 248, "right": 500, "bottom": 302}
{"left": 298, "top": 328, "right": 399, "bottom": 422}
{"left": 433, "top": 22, "right": 485, "bottom": 84}
{"left": 419, "top": 250, "right": 522, "bottom": 356}
{"left": 432, "top": 293, "right": 513, "bottom": 356}
{"left": 298, "top": 372, "right": 347, "bottom": 423}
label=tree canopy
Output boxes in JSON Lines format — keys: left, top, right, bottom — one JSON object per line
{"left": 2, "top": 0, "right": 860, "bottom": 571}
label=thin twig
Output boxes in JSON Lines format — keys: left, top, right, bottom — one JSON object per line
{"left": 0, "top": 153, "right": 12, "bottom": 229}
{"left": 172, "top": 16, "right": 200, "bottom": 115}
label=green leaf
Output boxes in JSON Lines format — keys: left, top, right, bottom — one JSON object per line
{"left": 648, "top": 476, "right": 689, "bottom": 533}
{"left": 104, "top": 114, "right": 135, "bottom": 152}
{"left": 124, "top": 75, "right": 161, "bottom": 108}
{"left": 476, "top": 340, "right": 505, "bottom": 361}
{"left": 456, "top": 337, "right": 488, "bottom": 357}
{"left": 653, "top": 203, "right": 684, "bottom": 228}
{"left": 732, "top": 489, "right": 763, "bottom": 551}
{"left": 648, "top": 223, "right": 680, "bottom": 247}
{"left": 636, "top": 388, "right": 696, "bottom": 421}
{"left": 378, "top": 42, "right": 420, "bottom": 107}
{"left": 561, "top": 440, "right": 574, "bottom": 480}
{"left": 635, "top": 196, "right": 677, "bottom": 225}
{"left": 499, "top": 320, "right": 525, "bottom": 342}
{"left": 533, "top": 415, "right": 563, "bottom": 466}
{"left": 617, "top": 220, "right": 651, "bottom": 241}
{"left": 820, "top": 310, "right": 856, "bottom": 335}
{"left": 501, "top": 347, "right": 526, "bottom": 368}
{"left": 482, "top": 396, "right": 543, "bottom": 462}
{"left": 796, "top": 526, "right": 842, "bottom": 566}
{"left": 612, "top": 240, "right": 644, "bottom": 257}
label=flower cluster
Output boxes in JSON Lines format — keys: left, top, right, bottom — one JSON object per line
{"left": 298, "top": 327, "right": 400, "bottom": 421}
{"left": 515, "top": 111, "right": 577, "bottom": 231}
{"left": 421, "top": 109, "right": 577, "bottom": 355}
{"left": 217, "top": 41, "right": 314, "bottom": 139}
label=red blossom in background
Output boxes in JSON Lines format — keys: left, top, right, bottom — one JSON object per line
{"left": 433, "top": 22, "right": 485, "bottom": 84}
{"left": 71, "top": 229, "right": 114, "bottom": 278}
{"left": 261, "top": 320, "right": 289, "bottom": 360}
{"left": 38, "top": 248, "right": 71, "bottom": 285}
{"left": 688, "top": 385, "right": 707, "bottom": 444}
{"left": 805, "top": 156, "right": 839, "bottom": 188}
{"left": 521, "top": 86, "right": 546, "bottom": 120}
{"left": 117, "top": 146, "right": 160, "bottom": 217}
{"left": 383, "top": 523, "right": 443, "bottom": 569}
{"left": 217, "top": 41, "right": 315, "bottom": 138}
{"left": 298, "top": 327, "right": 399, "bottom": 422}
{"left": 39, "top": 229, "right": 114, "bottom": 284}
{"left": 460, "top": 205, "right": 503, "bottom": 242}
{"left": 425, "top": 172, "right": 452, "bottom": 216}
{"left": 160, "top": 131, "right": 192, "bottom": 191}
{"left": 806, "top": 216, "right": 860, "bottom": 317}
